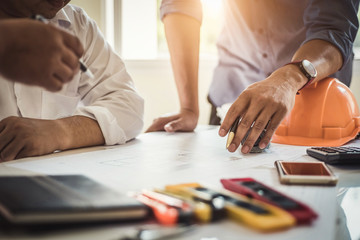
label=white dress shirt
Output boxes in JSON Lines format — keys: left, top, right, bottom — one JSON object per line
{"left": 0, "top": 5, "right": 144, "bottom": 145}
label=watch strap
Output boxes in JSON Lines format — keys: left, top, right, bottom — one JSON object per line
{"left": 286, "top": 61, "right": 315, "bottom": 94}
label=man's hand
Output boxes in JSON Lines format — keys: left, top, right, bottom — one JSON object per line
{"left": 219, "top": 39, "right": 343, "bottom": 154}
{"left": 0, "top": 116, "right": 105, "bottom": 162}
{"left": 0, "top": 116, "right": 65, "bottom": 162}
{"left": 146, "top": 108, "right": 198, "bottom": 132}
{"left": 0, "top": 19, "right": 84, "bottom": 91}
{"left": 219, "top": 68, "right": 305, "bottom": 154}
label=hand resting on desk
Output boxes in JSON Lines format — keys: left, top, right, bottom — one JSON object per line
{"left": 146, "top": 108, "right": 198, "bottom": 132}
{"left": 0, "top": 116, "right": 105, "bottom": 162}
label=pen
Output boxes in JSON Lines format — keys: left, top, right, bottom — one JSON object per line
{"left": 32, "top": 14, "right": 94, "bottom": 79}
{"left": 79, "top": 60, "right": 94, "bottom": 78}
{"left": 226, "top": 116, "right": 240, "bottom": 149}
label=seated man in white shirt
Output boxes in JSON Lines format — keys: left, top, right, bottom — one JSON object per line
{"left": 0, "top": 0, "right": 144, "bottom": 162}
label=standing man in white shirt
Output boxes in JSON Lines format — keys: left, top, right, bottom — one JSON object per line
{"left": 0, "top": 0, "right": 144, "bottom": 162}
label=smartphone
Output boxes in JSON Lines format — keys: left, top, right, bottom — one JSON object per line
{"left": 275, "top": 160, "right": 338, "bottom": 185}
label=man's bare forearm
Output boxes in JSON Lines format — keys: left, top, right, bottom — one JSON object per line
{"left": 163, "top": 13, "right": 201, "bottom": 115}
{"left": 289, "top": 39, "right": 343, "bottom": 88}
{"left": 55, "top": 116, "right": 105, "bottom": 150}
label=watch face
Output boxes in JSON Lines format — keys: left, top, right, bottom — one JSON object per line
{"left": 302, "top": 60, "right": 317, "bottom": 78}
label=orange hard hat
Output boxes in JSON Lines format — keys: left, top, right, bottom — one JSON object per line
{"left": 272, "top": 78, "right": 360, "bottom": 147}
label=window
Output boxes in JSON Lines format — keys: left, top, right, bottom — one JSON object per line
{"left": 72, "top": 0, "right": 222, "bottom": 60}
{"left": 121, "top": 0, "right": 223, "bottom": 59}
{"left": 157, "top": 0, "right": 223, "bottom": 59}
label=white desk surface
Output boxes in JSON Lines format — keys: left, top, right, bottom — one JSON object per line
{"left": 1, "top": 125, "right": 359, "bottom": 240}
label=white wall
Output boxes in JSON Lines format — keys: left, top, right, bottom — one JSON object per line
{"left": 124, "top": 59, "right": 215, "bottom": 131}
{"left": 120, "top": 0, "right": 157, "bottom": 59}
{"left": 70, "top": 0, "right": 103, "bottom": 32}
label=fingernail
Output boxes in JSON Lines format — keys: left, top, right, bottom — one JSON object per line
{"left": 228, "top": 143, "right": 236, "bottom": 152}
{"left": 242, "top": 145, "right": 250, "bottom": 154}
{"left": 259, "top": 142, "right": 267, "bottom": 149}
{"left": 219, "top": 128, "right": 227, "bottom": 137}
{"left": 164, "top": 124, "right": 173, "bottom": 132}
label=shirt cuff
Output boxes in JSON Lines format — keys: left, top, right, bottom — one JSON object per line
{"left": 75, "top": 106, "right": 126, "bottom": 145}
{"left": 160, "top": 0, "right": 203, "bottom": 23}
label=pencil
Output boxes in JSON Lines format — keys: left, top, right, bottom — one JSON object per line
{"left": 226, "top": 116, "right": 240, "bottom": 149}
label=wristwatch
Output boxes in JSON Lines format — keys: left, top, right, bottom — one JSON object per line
{"left": 287, "top": 59, "right": 317, "bottom": 92}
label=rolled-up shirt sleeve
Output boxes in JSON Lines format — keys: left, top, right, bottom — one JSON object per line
{"left": 303, "top": 0, "right": 360, "bottom": 67}
{"left": 73, "top": 8, "right": 144, "bottom": 145}
{"left": 160, "top": 0, "right": 203, "bottom": 24}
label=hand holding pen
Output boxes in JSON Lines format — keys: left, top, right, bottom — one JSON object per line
{"left": 32, "top": 15, "right": 94, "bottom": 79}
{"left": 0, "top": 18, "right": 85, "bottom": 91}
{"left": 225, "top": 116, "right": 270, "bottom": 153}
{"left": 226, "top": 116, "right": 240, "bottom": 149}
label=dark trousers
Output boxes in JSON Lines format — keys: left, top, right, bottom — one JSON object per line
{"left": 208, "top": 96, "right": 221, "bottom": 125}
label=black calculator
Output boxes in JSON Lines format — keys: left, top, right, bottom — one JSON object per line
{"left": 306, "top": 146, "right": 360, "bottom": 164}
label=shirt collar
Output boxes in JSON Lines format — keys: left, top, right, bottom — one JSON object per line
{"left": 49, "top": 8, "right": 71, "bottom": 29}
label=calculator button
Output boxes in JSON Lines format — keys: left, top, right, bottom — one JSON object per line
{"left": 307, "top": 146, "right": 360, "bottom": 165}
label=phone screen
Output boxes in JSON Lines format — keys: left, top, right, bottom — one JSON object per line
{"left": 280, "top": 162, "right": 331, "bottom": 176}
